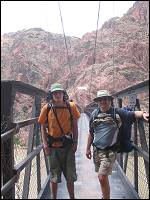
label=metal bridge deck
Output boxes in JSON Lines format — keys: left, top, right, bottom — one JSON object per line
{"left": 40, "top": 113, "right": 139, "bottom": 199}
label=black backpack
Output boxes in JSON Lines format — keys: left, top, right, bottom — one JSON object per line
{"left": 91, "top": 107, "right": 134, "bottom": 153}
{"left": 116, "top": 107, "right": 134, "bottom": 153}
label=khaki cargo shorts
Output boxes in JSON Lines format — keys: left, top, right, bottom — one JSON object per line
{"left": 48, "top": 145, "right": 77, "bottom": 183}
{"left": 93, "top": 147, "right": 117, "bottom": 176}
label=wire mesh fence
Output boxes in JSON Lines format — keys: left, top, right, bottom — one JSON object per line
{"left": 14, "top": 145, "right": 48, "bottom": 199}
{"left": 125, "top": 153, "right": 149, "bottom": 199}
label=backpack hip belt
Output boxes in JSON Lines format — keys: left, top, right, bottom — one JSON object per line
{"left": 48, "top": 132, "right": 73, "bottom": 148}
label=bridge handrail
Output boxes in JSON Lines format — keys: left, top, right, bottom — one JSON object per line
{"left": 1, "top": 118, "right": 38, "bottom": 142}
{"left": 1, "top": 80, "right": 47, "bottom": 97}
{"left": 112, "top": 79, "right": 149, "bottom": 98}
{"left": 132, "top": 144, "right": 149, "bottom": 163}
{"left": 1, "top": 144, "right": 43, "bottom": 196}
{"left": 1, "top": 80, "right": 49, "bottom": 199}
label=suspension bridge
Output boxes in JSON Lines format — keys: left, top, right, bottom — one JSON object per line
{"left": 1, "top": 1, "right": 149, "bottom": 199}
{"left": 1, "top": 79, "right": 149, "bottom": 199}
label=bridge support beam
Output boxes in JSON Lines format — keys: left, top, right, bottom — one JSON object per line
{"left": 1, "top": 82, "right": 16, "bottom": 199}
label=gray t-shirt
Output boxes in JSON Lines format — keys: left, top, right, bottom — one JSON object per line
{"left": 89, "top": 107, "right": 123, "bottom": 149}
{"left": 93, "top": 113, "right": 120, "bottom": 149}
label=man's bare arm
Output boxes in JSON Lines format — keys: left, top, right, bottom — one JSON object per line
{"left": 134, "top": 111, "right": 149, "bottom": 122}
{"left": 72, "top": 118, "right": 78, "bottom": 143}
{"left": 41, "top": 124, "right": 50, "bottom": 155}
{"left": 86, "top": 133, "right": 94, "bottom": 159}
{"left": 71, "top": 118, "right": 79, "bottom": 153}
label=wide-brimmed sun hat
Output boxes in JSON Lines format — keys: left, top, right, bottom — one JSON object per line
{"left": 93, "top": 90, "right": 113, "bottom": 102}
{"left": 50, "top": 83, "right": 65, "bottom": 93}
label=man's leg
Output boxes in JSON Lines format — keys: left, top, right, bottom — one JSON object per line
{"left": 97, "top": 150, "right": 117, "bottom": 199}
{"left": 65, "top": 145, "right": 77, "bottom": 199}
{"left": 67, "top": 181, "right": 75, "bottom": 199}
{"left": 50, "top": 182, "right": 58, "bottom": 199}
{"left": 98, "top": 175, "right": 110, "bottom": 199}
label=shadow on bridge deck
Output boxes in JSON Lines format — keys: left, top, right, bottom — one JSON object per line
{"left": 40, "top": 113, "right": 139, "bottom": 199}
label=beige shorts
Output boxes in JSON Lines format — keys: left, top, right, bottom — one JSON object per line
{"left": 48, "top": 145, "right": 77, "bottom": 183}
{"left": 93, "top": 147, "right": 117, "bottom": 176}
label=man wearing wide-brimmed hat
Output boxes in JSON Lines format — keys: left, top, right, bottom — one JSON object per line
{"left": 38, "top": 83, "right": 80, "bottom": 199}
{"left": 86, "top": 89, "right": 149, "bottom": 199}
{"left": 93, "top": 90, "right": 113, "bottom": 102}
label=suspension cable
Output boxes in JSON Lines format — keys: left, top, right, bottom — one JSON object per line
{"left": 58, "top": 1, "right": 78, "bottom": 102}
{"left": 89, "top": 1, "right": 101, "bottom": 100}
{"left": 112, "top": 1, "right": 115, "bottom": 91}
{"left": 43, "top": 16, "right": 53, "bottom": 89}
{"left": 47, "top": 32, "right": 52, "bottom": 87}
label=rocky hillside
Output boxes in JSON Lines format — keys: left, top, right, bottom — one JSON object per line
{"left": 1, "top": 1, "right": 149, "bottom": 109}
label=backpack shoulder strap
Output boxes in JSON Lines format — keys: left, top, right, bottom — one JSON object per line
{"left": 113, "top": 107, "right": 122, "bottom": 142}
{"left": 47, "top": 103, "right": 52, "bottom": 116}
{"left": 90, "top": 107, "right": 100, "bottom": 128}
{"left": 92, "top": 107, "right": 100, "bottom": 119}
{"left": 112, "top": 107, "right": 119, "bottom": 127}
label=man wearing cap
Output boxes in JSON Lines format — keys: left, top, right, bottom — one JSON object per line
{"left": 86, "top": 90, "right": 149, "bottom": 199}
{"left": 38, "top": 83, "right": 80, "bottom": 199}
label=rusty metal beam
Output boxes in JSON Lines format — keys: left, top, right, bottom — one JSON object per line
{"left": 1, "top": 80, "right": 47, "bottom": 97}
{"left": 112, "top": 80, "right": 149, "bottom": 98}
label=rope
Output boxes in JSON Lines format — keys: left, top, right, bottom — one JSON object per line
{"left": 58, "top": 1, "right": 78, "bottom": 102}
{"left": 89, "top": 1, "right": 101, "bottom": 100}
